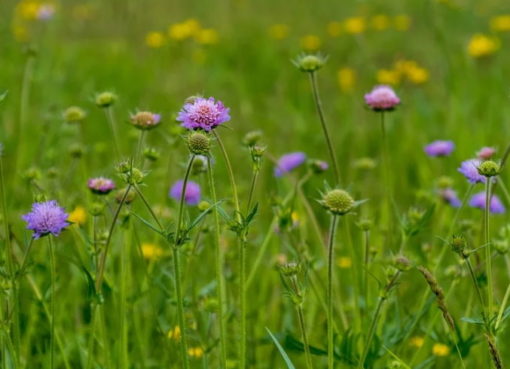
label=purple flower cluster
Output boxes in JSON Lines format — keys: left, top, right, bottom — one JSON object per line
{"left": 22, "top": 200, "right": 69, "bottom": 239}
{"left": 469, "top": 192, "right": 505, "bottom": 214}
{"left": 424, "top": 140, "right": 455, "bottom": 157}
{"left": 274, "top": 152, "right": 307, "bottom": 177}
{"left": 88, "top": 177, "right": 116, "bottom": 195}
{"left": 458, "top": 159, "right": 486, "bottom": 184}
{"left": 169, "top": 180, "right": 201, "bottom": 205}
{"left": 439, "top": 188, "right": 461, "bottom": 208}
{"left": 364, "top": 85, "right": 400, "bottom": 111}
{"left": 177, "top": 97, "right": 230, "bottom": 131}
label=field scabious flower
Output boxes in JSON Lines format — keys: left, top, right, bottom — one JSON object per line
{"left": 130, "top": 111, "right": 161, "bottom": 130}
{"left": 477, "top": 146, "right": 496, "bottom": 160}
{"left": 88, "top": 177, "right": 115, "bottom": 195}
{"left": 22, "top": 200, "right": 69, "bottom": 239}
{"left": 469, "top": 192, "right": 505, "bottom": 213}
{"left": 274, "top": 152, "right": 306, "bottom": 177}
{"left": 438, "top": 188, "right": 461, "bottom": 207}
{"left": 364, "top": 85, "right": 400, "bottom": 111}
{"left": 424, "top": 140, "right": 454, "bottom": 157}
{"left": 170, "top": 180, "right": 201, "bottom": 205}
{"left": 458, "top": 159, "right": 486, "bottom": 183}
{"left": 177, "top": 97, "right": 230, "bottom": 131}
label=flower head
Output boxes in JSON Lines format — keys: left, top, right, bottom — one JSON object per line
{"left": 477, "top": 147, "right": 496, "bottom": 160}
{"left": 469, "top": 192, "right": 505, "bottom": 214}
{"left": 458, "top": 159, "right": 486, "bottom": 184}
{"left": 424, "top": 140, "right": 454, "bottom": 157}
{"left": 22, "top": 200, "right": 69, "bottom": 239}
{"left": 320, "top": 189, "right": 355, "bottom": 215}
{"left": 169, "top": 180, "right": 201, "bottom": 205}
{"left": 69, "top": 206, "right": 87, "bottom": 225}
{"left": 364, "top": 85, "right": 400, "bottom": 111}
{"left": 439, "top": 188, "right": 461, "bottom": 208}
{"left": 177, "top": 97, "right": 230, "bottom": 131}
{"left": 63, "top": 106, "right": 86, "bottom": 123}
{"left": 274, "top": 152, "right": 306, "bottom": 177}
{"left": 130, "top": 111, "right": 161, "bottom": 130}
{"left": 88, "top": 177, "right": 116, "bottom": 195}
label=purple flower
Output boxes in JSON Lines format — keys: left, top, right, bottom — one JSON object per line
{"left": 37, "top": 4, "right": 55, "bottom": 20}
{"left": 439, "top": 188, "right": 461, "bottom": 207}
{"left": 169, "top": 180, "right": 201, "bottom": 205}
{"left": 177, "top": 97, "right": 230, "bottom": 131}
{"left": 477, "top": 147, "right": 496, "bottom": 160}
{"left": 88, "top": 177, "right": 116, "bottom": 195}
{"left": 469, "top": 192, "right": 505, "bottom": 214}
{"left": 130, "top": 111, "right": 161, "bottom": 130}
{"left": 274, "top": 152, "right": 307, "bottom": 177}
{"left": 458, "top": 159, "right": 486, "bottom": 184}
{"left": 364, "top": 85, "right": 400, "bottom": 111}
{"left": 22, "top": 200, "right": 69, "bottom": 239}
{"left": 424, "top": 140, "right": 455, "bottom": 157}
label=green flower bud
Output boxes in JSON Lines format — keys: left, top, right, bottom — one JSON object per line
{"left": 191, "top": 155, "right": 208, "bottom": 174}
{"left": 477, "top": 160, "right": 500, "bottom": 177}
{"left": 116, "top": 160, "right": 131, "bottom": 174}
{"left": 353, "top": 157, "right": 376, "bottom": 170}
{"left": 130, "top": 111, "right": 161, "bottom": 130}
{"left": 127, "top": 168, "right": 144, "bottom": 185}
{"left": 115, "top": 187, "right": 136, "bottom": 204}
{"left": 63, "top": 106, "right": 87, "bottom": 123}
{"left": 280, "top": 262, "right": 300, "bottom": 277}
{"left": 357, "top": 218, "right": 372, "bottom": 231}
{"left": 187, "top": 132, "right": 211, "bottom": 155}
{"left": 89, "top": 202, "right": 105, "bottom": 216}
{"left": 294, "top": 54, "right": 326, "bottom": 72}
{"left": 394, "top": 255, "right": 412, "bottom": 272}
{"left": 243, "top": 130, "right": 263, "bottom": 147}
{"left": 23, "top": 167, "right": 41, "bottom": 182}
{"left": 198, "top": 201, "right": 211, "bottom": 212}
{"left": 494, "top": 240, "right": 509, "bottom": 255}
{"left": 95, "top": 91, "right": 116, "bottom": 108}
{"left": 436, "top": 176, "right": 454, "bottom": 189}
{"left": 69, "top": 143, "right": 84, "bottom": 158}
{"left": 320, "top": 189, "right": 355, "bottom": 215}
{"left": 143, "top": 147, "right": 160, "bottom": 161}
{"left": 450, "top": 234, "right": 467, "bottom": 257}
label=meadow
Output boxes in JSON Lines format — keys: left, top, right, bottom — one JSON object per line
{"left": 2, "top": 0, "right": 510, "bottom": 368}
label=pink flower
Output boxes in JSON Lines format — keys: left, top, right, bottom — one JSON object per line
{"left": 364, "top": 85, "right": 400, "bottom": 111}
{"left": 477, "top": 147, "right": 496, "bottom": 160}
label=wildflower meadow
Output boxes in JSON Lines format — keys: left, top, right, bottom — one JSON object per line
{"left": 3, "top": 0, "right": 510, "bottom": 368}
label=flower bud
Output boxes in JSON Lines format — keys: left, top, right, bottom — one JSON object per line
{"left": 130, "top": 111, "right": 161, "bottom": 130}
{"left": 23, "top": 167, "right": 41, "bottom": 182}
{"left": 143, "top": 147, "right": 160, "bottom": 161}
{"left": 436, "top": 176, "right": 454, "bottom": 189}
{"left": 126, "top": 168, "right": 144, "bottom": 184}
{"left": 310, "top": 159, "right": 329, "bottom": 174}
{"left": 116, "top": 160, "right": 131, "bottom": 174}
{"left": 450, "top": 234, "right": 467, "bottom": 257}
{"left": 357, "top": 218, "right": 372, "bottom": 231}
{"left": 353, "top": 157, "right": 376, "bottom": 170}
{"left": 69, "top": 143, "right": 84, "bottom": 158}
{"left": 294, "top": 54, "right": 326, "bottom": 72}
{"left": 95, "top": 92, "right": 116, "bottom": 108}
{"left": 394, "top": 255, "right": 412, "bottom": 271}
{"left": 280, "top": 262, "right": 300, "bottom": 277}
{"left": 477, "top": 160, "right": 500, "bottom": 177}
{"left": 115, "top": 187, "right": 136, "bottom": 204}
{"left": 320, "top": 189, "right": 355, "bottom": 215}
{"left": 494, "top": 240, "right": 509, "bottom": 255}
{"left": 63, "top": 106, "right": 86, "bottom": 123}
{"left": 187, "top": 132, "right": 211, "bottom": 155}
{"left": 89, "top": 202, "right": 105, "bottom": 216}
{"left": 243, "top": 131, "right": 263, "bottom": 147}
{"left": 198, "top": 201, "right": 211, "bottom": 212}
{"left": 191, "top": 155, "right": 208, "bottom": 174}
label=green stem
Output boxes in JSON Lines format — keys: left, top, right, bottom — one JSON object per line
{"left": 484, "top": 180, "right": 493, "bottom": 321}
{"left": 48, "top": 236, "right": 56, "bottom": 369}
{"left": 246, "top": 169, "right": 259, "bottom": 213}
{"left": 363, "top": 230, "right": 370, "bottom": 312}
{"left": 206, "top": 155, "right": 227, "bottom": 369}
{"left": 308, "top": 71, "right": 340, "bottom": 185}
{"left": 465, "top": 257, "right": 489, "bottom": 330}
{"left": 290, "top": 273, "right": 313, "bottom": 369}
{"left": 133, "top": 185, "right": 164, "bottom": 231}
{"left": 327, "top": 215, "right": 339, "bottom": 369}
{"left": 105, "top": 106, "right": 121, "bottom": 159}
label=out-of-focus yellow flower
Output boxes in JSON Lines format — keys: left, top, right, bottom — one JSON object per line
{"left": 490, "top": 15, "right": 510, "bottom": 32}
{"left": 12, "top": 24, "right": 29, "bottom": 42}
{"left": 468, "top": 34, "right": 499, "bottom": 58}
{"left": 337, "top": 257, "right": 352, "bottom": 268}
{"left": 300, "top": 34, "right": 321, "bottom": 51}
{"left": 141, "top": 243, "right": 164, "bottom": 261}
{"left": 432, "top": 343, "right": 450, "bottom": 356}
{"left": 394, "top": 60, "right": 429, "bottom": 84}
{"left": 337, "top": 67, "right": 356, "bottom": 92}
{"left": 291, "top": 211, "right": 300, "bottom": 227}
{"left": 268, "top": 24, "right": 289, "bottom": 40}
{"left": 168, "top": 18, "right": 201, "bottom": 41}
{"left": 394, "top": 15, "right": 411, "bottom": 31}
{"left": 370, "top": 14, "right": 390, "bottom": 31}
{"left": 69, "top": 206, "right": 87, "bottom": 226}
{"left": 188, "top": 346, "right": 204, "bottom": 358}
{"left": 16, "top": 1, "right": 40, "bottom": 20}
{"left": 409, "top": 336, "right": 425, "bottom": 348}
{"left": 167, "top": 326, "right": 181, "bottom": 340}
{"left": 327, "top": 21, "right": 342, "bottom": 37}
{"left": 145, "top": 31, "right": 165, "bottom": 48}
{"left": 344, "top": 17, "right": 366, "bottom": 34}
{"left": 377, "top": 69, "right": 400, "bottom": 85}
{"left": 195, "top": 28, "right": 219, "bottom": 45}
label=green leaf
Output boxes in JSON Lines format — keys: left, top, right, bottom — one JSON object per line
{"left": 185, "top": 200, "right": 223, "bottom": 233}
{"left": 266, "top": 328, "right": 296, "bottom": 369}
{"left": 131, "top": 212, "right": 165, "bottom": 235}
{"left": 0, "top": 91, "right": 7, "bottom": 104}
{"left": 460, "top": 316, "right": 484, "bottom": 325}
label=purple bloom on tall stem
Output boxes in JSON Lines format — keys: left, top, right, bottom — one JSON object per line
{"left": 88, "top": 177, "right": 116, "bottom": 195}
{"left": 22, "top": 200, "right": 70, "bottom": 239}
{"left": 439, "top": 188, "right": 461, "bottom": 207}
{"left": 177, "top": 97, "right": 230, "bottom": 131}
{"left": 274, "top": 152, "right": 307, "bottom": 177}
{"left": 458, "top": 159, "right": 486, "bottom": 184}
{"left": 469, "top": 192, "right": 505, "bottom": 214}
{"left": 169, "top": 180, "right": 201, "bottom": 205}
{"left": 477, "top": 147, "right": 496, "bottom": 160}
{"left": 364, "top": 85, "right": 400, "bottom": 111}
{"left": 424, "top": 140, "right": 455, "bottom": 157}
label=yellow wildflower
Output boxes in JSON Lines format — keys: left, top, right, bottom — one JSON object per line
{"left": 69, "top": 206, "right": 87, "bottom": 226}
{"left": 12, "top": 24, "right": 29, "bottom": 42}
{"left": 376, "top": 69, "right": 400, "bottom": 85}
{"left": 16, "top": 1, "right": 40, "bottom": 20}
{"left": 468, "top": 34, "right": 499, "bottom": 58}
{"left": 344, "top": 17, "right": 366, "bottom": 34}
{"left": 337, "top": 257, "right": 352, "bottom": 268}
{"left": 406, "top": 66, "right": 429, "bottom": 84}
{"left": 432, "top": 343, "right": 450, "bottom": 357}
{"left": 337, "top": 67, "right": 356, "bottom": 92}
{"left": 291, "top": 211, "right": 300, "bottom": 227}
{"left": 168, "top": 18, "right": 201, "bottom": 41}
{"left": 145, "top": 31, "right": 165, "bottom": 48}
{"left": 490, "top": 15, "right": 510, "bottom": 32}
{"left": 394, "top": 15, "right": 411, "bottom": 31}
{"left": 370, "top": 15, "right": 390, "bottom": 31}
{"left": 327, "top": 21, "right": 342, "bottom": 37}
{"left": 409, "top": 336, "right": 425, "bottom": 348}
{"left": 300, "top": 35, "right": 321, "bottom": 51}
{"left": 167, "top": 326, "right": 181, "bottom": 340}
{"left": 141, "top": 243, "right": 164, "bottom": 261}
{"left": 268, "top": 24, "right": 289, "bottom": 40}
{"left": 195, "top": 28, "right": 219, "bottom": 45}
{"left": 188, "top": 346, "right": 204, "bottom": 358}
